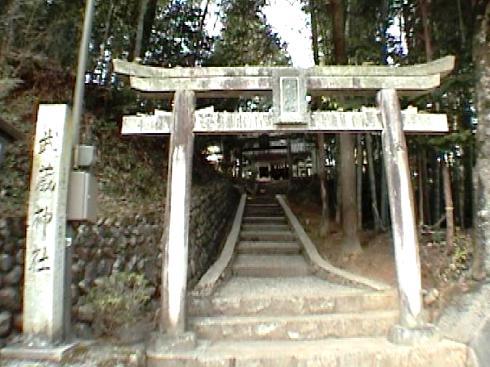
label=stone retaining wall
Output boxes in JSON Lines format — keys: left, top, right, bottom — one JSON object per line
{"left": 0, "top": 218, "right": 24, "bottom": 345}
{"left": 0, "top": 178, "right": 238, "bottom": 343}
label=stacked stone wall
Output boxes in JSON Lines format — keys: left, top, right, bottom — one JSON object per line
{"left": 0, "top": 218, "right": 24, "bottom": 345}
{"left": 0, "top": 178, "right": 238, "bottom": 342}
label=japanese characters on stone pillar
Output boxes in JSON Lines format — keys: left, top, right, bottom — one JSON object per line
{"left": 24, "top": 105, "right": 74, "bottom": 345}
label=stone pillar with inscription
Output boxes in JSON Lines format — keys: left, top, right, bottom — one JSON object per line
{"left": 23, "top": 105, "right": 74, "bottom": 345}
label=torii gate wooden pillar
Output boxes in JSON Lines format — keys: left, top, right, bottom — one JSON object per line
{"left": 160, "top": 90, "right": 195, "bottom": 335}
{"left": 378, "top": 89, "right": 425, "bottom": 338}
{"left": 114, "top": 56, "right": 455, "bottom": 346}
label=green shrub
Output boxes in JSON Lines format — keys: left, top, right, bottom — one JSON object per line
{"left": 84, "top": 272, "right": 153, "bottom": 336}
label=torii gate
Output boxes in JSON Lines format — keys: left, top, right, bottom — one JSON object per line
{"left": 114, "top": 56, "right": 455, "bottom": 345}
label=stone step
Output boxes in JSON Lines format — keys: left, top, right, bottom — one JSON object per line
{"left": 232, "top": 254, "right": 310, "bottom": 277}
{"left": 244, "top": 209, "right": 285, "bottom": 217}
{"left": 147, "top": 338, "right": 471, "bottom": 367}
{"left": 245, "top": 202, "right": 282, "bottom": 210}
{"left": 189, "top": 311, "right": 399, "bottom": 341}
{"left": 189, "top": 278, "right": 398, "bottom": 317}
{"left": 240, "top": 230, "right": 296, "bottom": 241}
{"left": 246, "top": 202, "right": 278, "bottom": 207}
{"left": 247, "top": 197, "right": 277, "bottom": 204}
{"left": 237, "top": 241, "right": 301, "bottom": 255}
{"left": 247, "top": 203, "right": 281, "bottom": 208}
{"left": 241, "top": 223, "right": 290, "bottom": 231}
{"left": 242, "top": 216, "right": 287, "bottom": 224}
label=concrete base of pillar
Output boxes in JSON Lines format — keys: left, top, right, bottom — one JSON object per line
{"left": 389, "top": 324, "right": 440, "bottom": 346}
{"left": 0, "top": 342, "right": 79, "bottom": 362}
{"left": 147, "top": 331, "right": 196, "bottom": 353}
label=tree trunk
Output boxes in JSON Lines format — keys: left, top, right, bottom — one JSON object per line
{"left": 419, "top": 0, "right": 434, "bottom": 61}
{"left": 420, "top": 0, "right": 457, "bottom": 245}
{"left": 127, "top": 0, "right": 143, "bottom": 62}
{"left": 356, "top": 134, "right": 363, "bottom": 230}
{"left": 142, "top": 0, "right": 158, "bottom": 56}
{"left": 318, "top": 133, "right": 330, "bottom": 236}
{"left": 380, "top": 157, "right": 389, "bottom": 227}
{"left": 134, "top": 0, "right": 149, "bottom": 60}
{"left": 379, "top": 0, "right": 389, "bottom": 64}
{"left": 329, "top": 0, "right": 360, "bottom": 253}
{"left": 417, "top": 151, "right": 425, "bottom": 227}
{"left": 330, "top": 0, "right": 348, "bottom": 65}
{"left": 287, "top": 137, "right": 293, "bottom": 190}
{"left": 198, "top": 0, "right": 211, "bottom": 35}
{"left": 366, "top": 133, "right": 383, "bottom": 231}
{"left": 421, "top": 149, "right": 431, "bottom": 224}
{"left": 340, "top": 134, "right": 362, "bottom": 254}
{"left": 133, "top": 0, "right": 158, "bottom": 61}
{"left": 419, "top": 0, "right": 436, "bottom": 228}
{"left": 221, "top": 138, "right": 232, "bottom": 176}
{"left": 433, "top": 153, "right": 441, "bottom": 225}
{"left": 194, "top": 0, "right": 211, "bottom": 65}
{"left": 320, "top": 18, "right": 330, "bottom": 64}
{"left": 443, "top": 163, "right": 454, "bottom": 248}
{"left": 310, "top": 0, "right": 320, "bottom": 65}
{"left": 472, "top": 1, "right": 490, "bottom": 279}
{"left": 456, "top": 163, "right": 465, "bottom": 227}
{"left": 0, "top": 0, "right": 20, "bottom": 68}
{"left": 310, "top": 0, "right": 323, "bottom": 222}
{"left": 457, "top": 0, "right": 467, "bottom": 47}
{"left": 345, "top": 0, "right": 351, "bottom": 39}
{"left": 336, "top": 156, "right": 342, "bottom": 225}
{"left": 97, "top": 0, "right": 115, "bottom": 82}
{"left": 464, "top": 143, "right": 474, "bottom": 227}
{"left": 238, "top": 146, "right": 243, "bottom": 179}
{"left": 402, "top": 3, "right": 414, "bottom": 50}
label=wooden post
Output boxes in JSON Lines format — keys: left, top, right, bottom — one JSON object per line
{"left": 339, "top": 133, "right": 361, "bottom": 254}
{"left": 366, "top": 133, "right": 383, "bottom": 231}
{"left": 318, "top": 133, "right": 329, "bottom": 236}
{"left": 160, "top": 90, "right": 195, "bottom": 335}
{"left": 356, "top": 134, "right": 363, "bottom": 230}
{"left": 417, "top": 152, "right": 424, "bottom": 227}
{"left": 442, "top": 163, "right": 454, "bottom": 248}
{"left": 238, "top": 147, "right": 243, "bottom": 179}
{"left": 287, "top": 137, "right": 293, "bottom": 190}
{"left": 377, "top": 89, "right": 424, "bottom": 329}
{"left": 380, "top": 158, "right": 389, "bottom": 227}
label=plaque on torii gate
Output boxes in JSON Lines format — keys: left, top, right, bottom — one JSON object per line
{"left": 114, "top": 56, "right": 455, "bottom": 346}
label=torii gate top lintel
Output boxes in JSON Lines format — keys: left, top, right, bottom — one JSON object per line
{"left": 113, "top": 56, "right": 455, "bottom": 97}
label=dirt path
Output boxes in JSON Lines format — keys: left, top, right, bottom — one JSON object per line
{"left": 287, "top": 196, "right": 475, "bottom": 322}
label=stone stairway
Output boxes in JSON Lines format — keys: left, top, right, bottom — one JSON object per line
{"left": 148, "top": 195, "right": 473, "bottom": 367}
{"left": 233, "top": 197, "right": 310, "bottom": 278}
{"left": 187, "top": 196, "right": 398, "bottom": 343}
